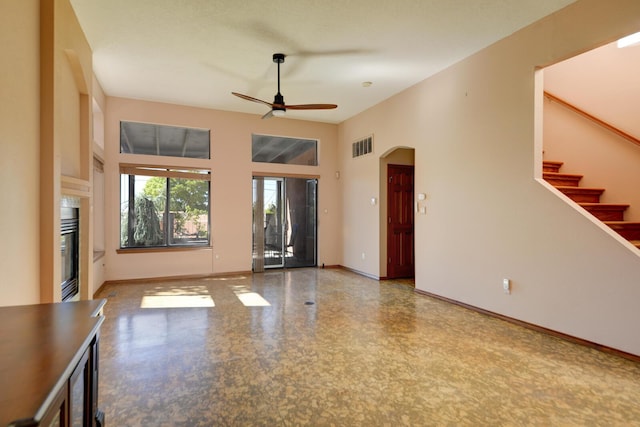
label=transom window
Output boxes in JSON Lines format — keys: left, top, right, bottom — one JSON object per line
{"left": 120, "top": 165, "right": 210, "bottom": 249}
{"left": 120, "top": 121, "right": 210, "bottom": 159}
{"left": 252, "top": 134, "right": 318, "bottom": 166}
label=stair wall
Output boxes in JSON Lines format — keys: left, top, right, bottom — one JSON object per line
{"left": 543, "top": 88, "right": 640, "bottom": 221}
{"left": 543, "top": 161, "right": 640, "bottom": 249}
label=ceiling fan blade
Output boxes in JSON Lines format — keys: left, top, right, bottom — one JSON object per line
{"left": 286, "top": 103, "right": 338, "bottom": 110}
{"left": 233, "top": 54, "right": 337, "bottom": 116}
{"left": 231, "top": 92, "right": 273, "bottom": 107}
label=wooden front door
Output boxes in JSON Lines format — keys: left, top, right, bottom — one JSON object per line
{"left": 387, "top": 164, "right": 415, "bottom": 279}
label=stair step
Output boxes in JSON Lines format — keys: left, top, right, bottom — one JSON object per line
{"left": 604, "top": 222, "right": 640, "bottom": 241}
{"left": 542, "top": 160, "right": 563, "bottom": 173}
{"left": 579, "top": 203, "right": 629, "bottom": 221}
{"left": 543, "top": 172, "right": 583, "bottom": 186}
{"left": 555, "top": 186, "right": 605, "bottom": 203}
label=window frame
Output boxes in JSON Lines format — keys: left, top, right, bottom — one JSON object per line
{"left": 120, "top": 121, "right": 211, "bottom": 159}
{"left": 118, "top": 164, "right": 211, "bottom": 252}
{"left": 251, "top": 133, "right": 319, "bottom": 166}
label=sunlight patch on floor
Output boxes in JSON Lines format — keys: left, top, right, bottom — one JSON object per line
{"left": 140, "top": 285, "right": 214, "bottom": 308}
{"left": 231, "top": 285, "right": 271, "bottom": 307}
{"left": 141, "top": 295, "right": 215, "bottom": 308}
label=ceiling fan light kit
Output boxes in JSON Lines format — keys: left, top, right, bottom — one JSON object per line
{"left": 232, "top": 53, "right": 337, "bottom": 119}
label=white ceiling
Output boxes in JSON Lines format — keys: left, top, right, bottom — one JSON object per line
{"left": 70, "top": 0, "right": 576, "bottom": 124}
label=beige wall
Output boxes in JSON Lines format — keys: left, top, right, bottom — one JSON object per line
{"left": 0, "top": 0, "right": 94, "bottom": 306}
{"left": 3, "top": 0, "right": 640, "bottom": 357}
{"left": 543, "top": 98, "right": 640, "bottom": 221}
{"left": 339, "top": 0, "right": 640, "bottom": 356}
{"left": 543, "top": 42, "right": 640, "bottom": 221}
{"left": 545, "top": 40, "right": 640, "bottom": 138}
{"left": 339, "top": 85, "right": 424, "bottom": 276}
{"left": 0, "top": 0, "right": 41, "bottom": 305}
{"left": 92, "top": 78, "right": 107, "bottom": 295}
{"left": 104, "top": 97, "right": 340, "bottom": 281}
{"left": 41, "top": 0, "right": 94, "bottom": 303}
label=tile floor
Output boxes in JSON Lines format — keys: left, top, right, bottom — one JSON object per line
{"left": 95, "top": 268, "right": 640, "bottom": 426}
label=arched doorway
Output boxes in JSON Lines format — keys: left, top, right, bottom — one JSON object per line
{"left": 380, "top": 147, "right": 415, "bottom": 280}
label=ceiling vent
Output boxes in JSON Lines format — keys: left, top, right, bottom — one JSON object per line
{"left": 352, "top": 135, "right": 373, "bottom": 158}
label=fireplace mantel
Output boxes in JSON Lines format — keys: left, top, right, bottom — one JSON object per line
{"left": 61, "top": 175, "right": 91, "bottom": 198}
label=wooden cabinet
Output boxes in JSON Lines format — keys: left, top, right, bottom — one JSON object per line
{"left": 39, "top": 384, "right": 66, "bottom": 427}
{"left": 0, "top": 300, "right": 106, "bottom": 427}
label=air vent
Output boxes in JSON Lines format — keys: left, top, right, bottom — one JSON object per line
{"left": 352, "top": 135, "right": 373, "bottom": 158}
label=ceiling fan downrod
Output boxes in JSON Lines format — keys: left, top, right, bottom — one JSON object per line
{"left": 231, "top": 51, "right": 337, "bottom": 119}
{"left": 273, "top": 53, "right": 285, "bottom": 107}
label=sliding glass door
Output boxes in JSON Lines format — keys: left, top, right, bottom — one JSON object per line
{"left": 262, "top": 177, "right": 285, "bottom": 268}
{"left": 253, "top": 177, "right": 317, "bottom": 271}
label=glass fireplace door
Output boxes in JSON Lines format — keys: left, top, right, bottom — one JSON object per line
{"left": 61, "top": 207, "right": 79, "bottom": 301}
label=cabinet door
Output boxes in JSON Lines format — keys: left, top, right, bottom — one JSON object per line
{"left": 89, "top": 334, "right": 103, "bottom": 427}
{"left": 41, "top": 383, "right": 68, "bottom": 427}
{"left": 69, "top": 348, "right": 90, "bottom": 427}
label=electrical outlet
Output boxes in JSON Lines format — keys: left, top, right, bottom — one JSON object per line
{"left": 503, "top": 278, "right": 511, "bottom": 294}
{"left": 361, "top": 252, "right": 366, "bottom": 260}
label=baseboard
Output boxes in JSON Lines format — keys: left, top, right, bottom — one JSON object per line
{"left": 93, "top": 282, "right": 106, "bottom": 299}
{"left": 338, "top": 265, "right": 380, "bottom": 280}
{"left": 319, "top": 264, "right": 341, "bottom": 269}
{"left": 414, "top": 288, "right": 640, "bottom": 363}
{"left": 96, "top": 266, "right": 341, "bottom": 293}
{"left": 100, "top": 270, "right": 253, "bottom": 288}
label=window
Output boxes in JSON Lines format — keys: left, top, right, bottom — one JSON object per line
{"left": 252, "top": 134, "right": 318, "bottom": 165}
{"left": 120, "top": 121, "right": 210, "bottom": 159}
{"left": 120, "top": 165, "right": 210, "bottom": 249}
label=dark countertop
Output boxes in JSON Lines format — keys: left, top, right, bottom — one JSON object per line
{"left": 0, "top": 299, "right": 106, "bottom": 426}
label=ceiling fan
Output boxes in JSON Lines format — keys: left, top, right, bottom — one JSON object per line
{"left": 232, "top": 53, "right": 337, "bottom": 119}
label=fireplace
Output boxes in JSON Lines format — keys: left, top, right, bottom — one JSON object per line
{"left": 61, "top": 207, "right": 79, "bottom": 301}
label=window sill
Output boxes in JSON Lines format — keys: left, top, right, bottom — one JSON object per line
{"left": 117, "top": 246, "right": 212, "bottom": 254}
